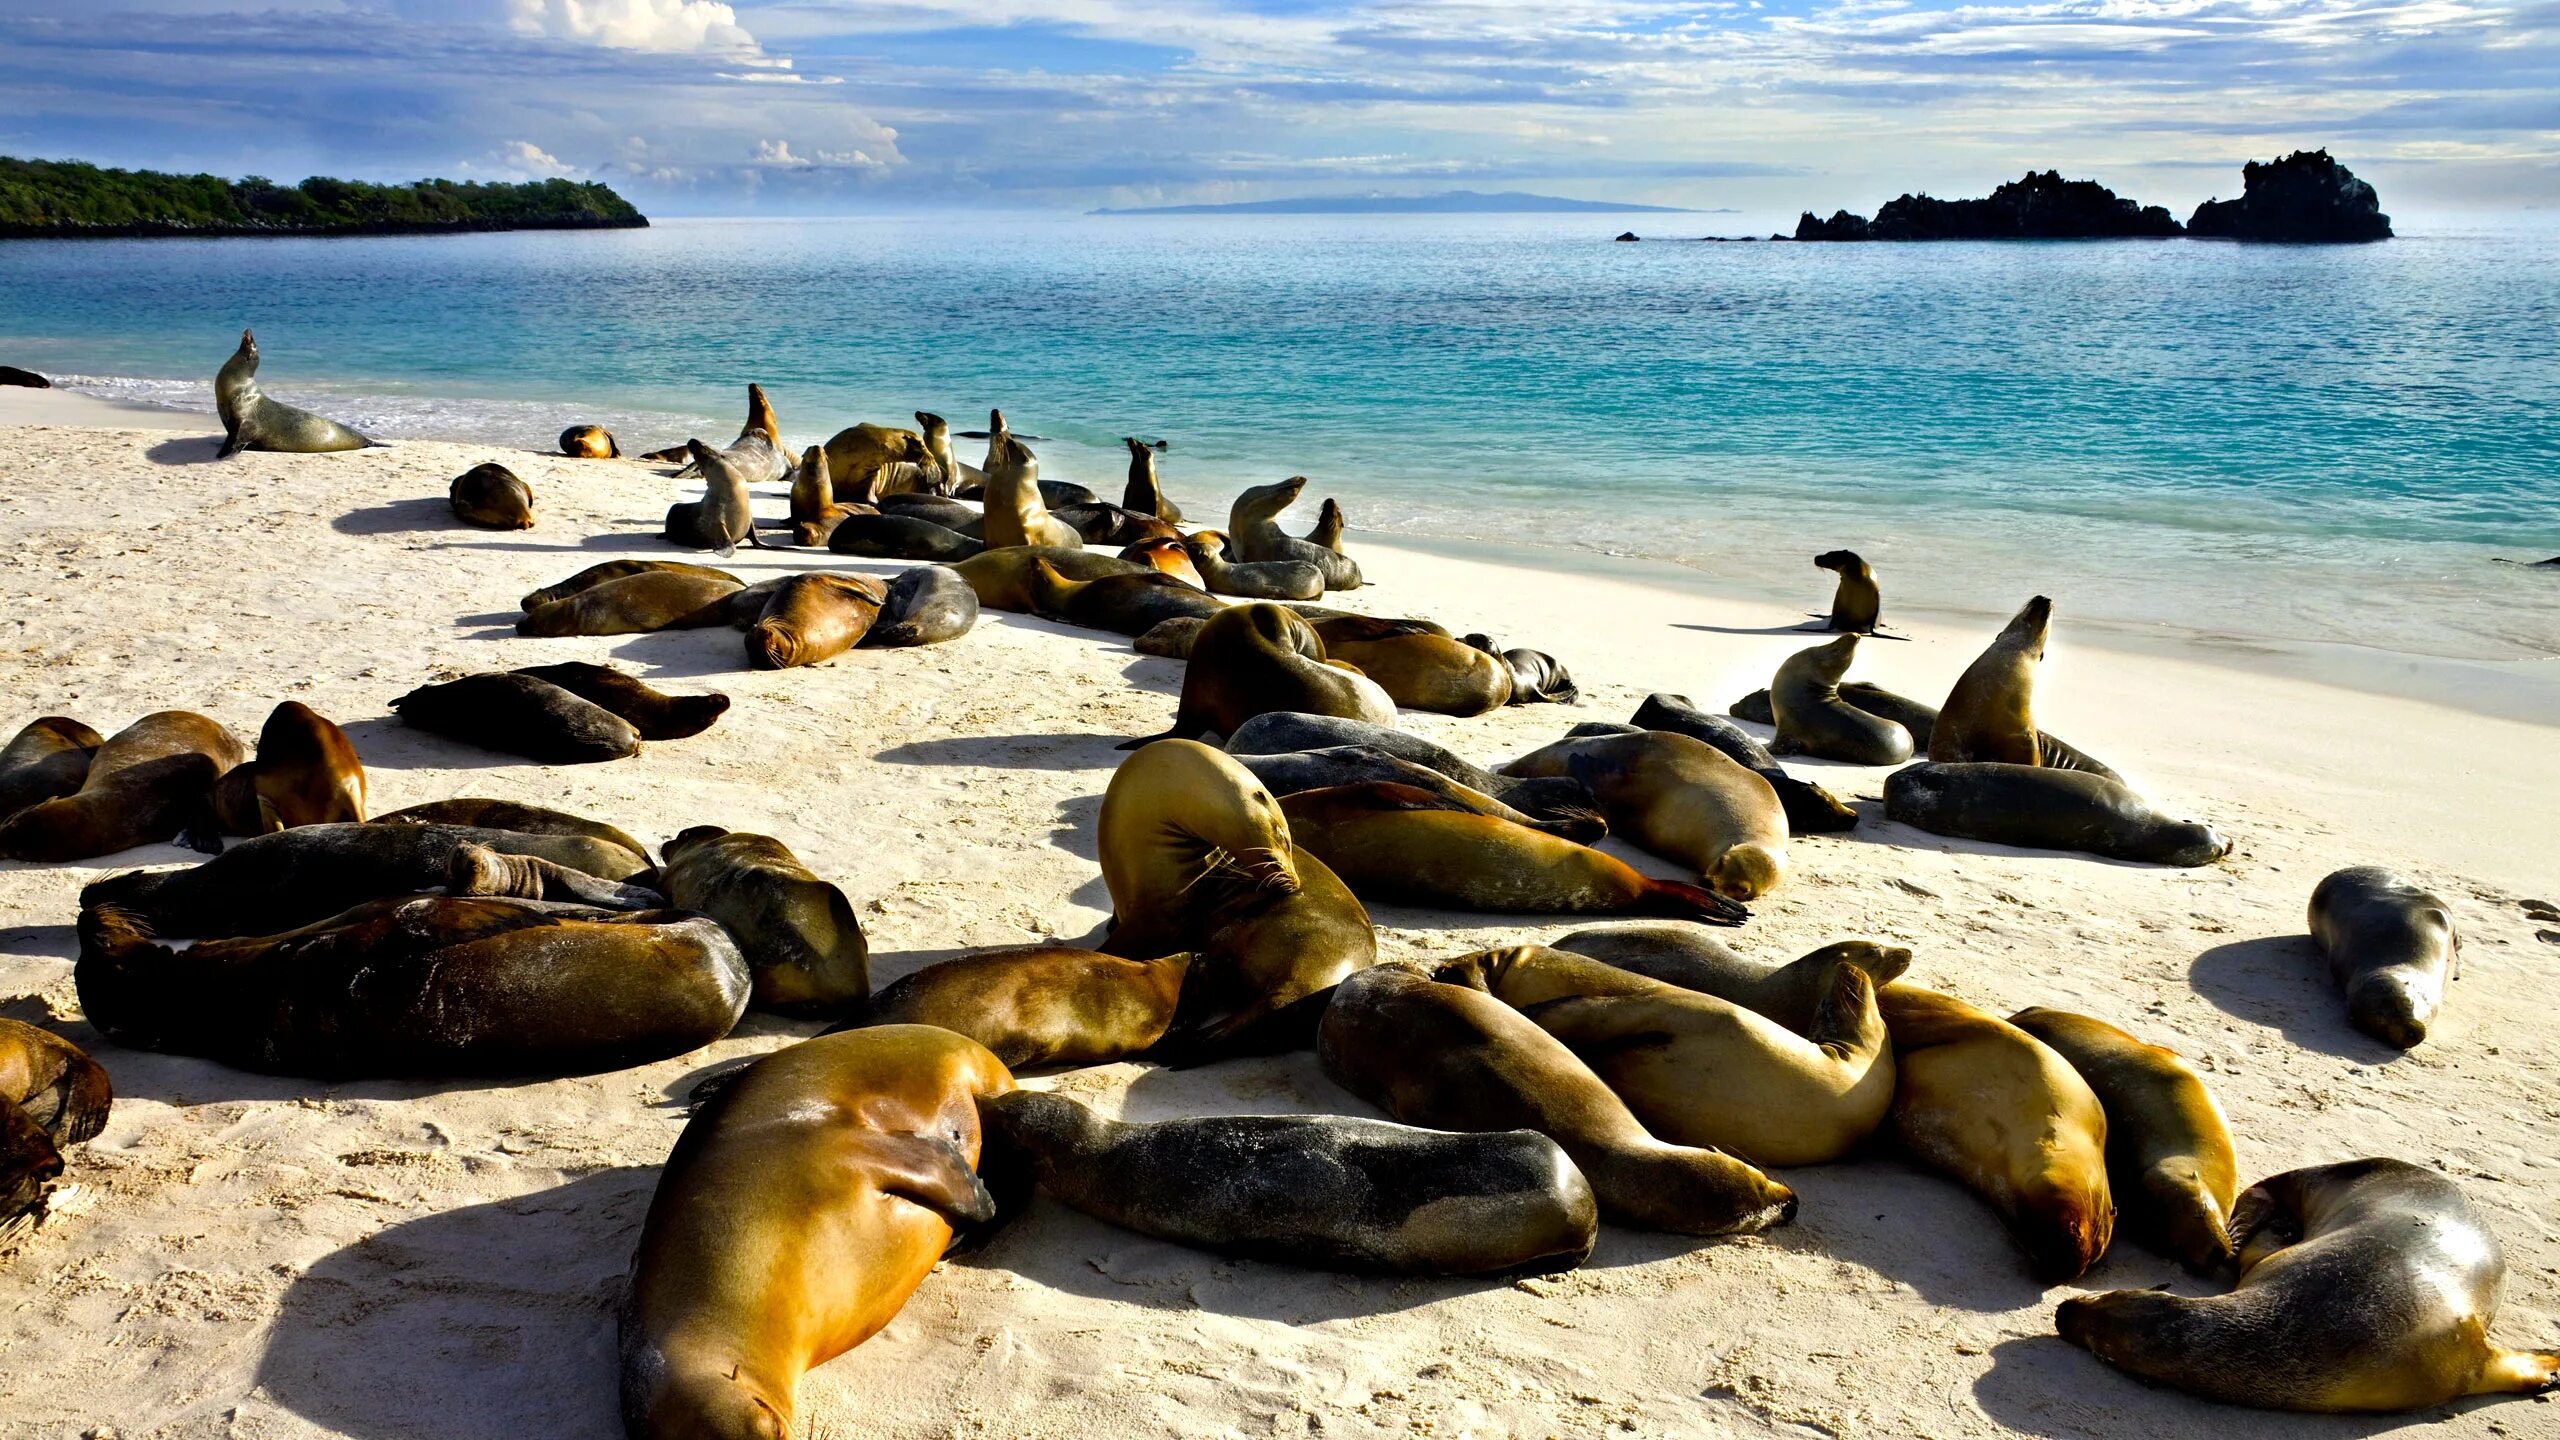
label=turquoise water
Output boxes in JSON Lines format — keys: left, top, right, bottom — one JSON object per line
{"left": 3, "top": 215, "right": 2555, "bottom": 662}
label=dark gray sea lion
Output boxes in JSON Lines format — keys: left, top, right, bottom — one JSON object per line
{"left": 1317, "top": 964, "right": 1794, "bottom": 1235}
{"left": 1457, "top": 634, "right": 1579, "bottom": 705}
{"left": 210, "top": 700, "right": 366, "bottom": 835}
{"left": 1501, "top": 731, "right": 1789, "bottom": 900}
{"left": 0, "top": 712, "right": 244, "bottom": 862}
{"left": 516, "top": 570, "right": 743, "bottom": 638}
{"left": 1552, "top": 922, "right": 1909, "bottom": 1031}
{"left": 510, "top": 663, "right": 729, "bottom": 741}
{"left": 663, "top": 439, "right": 766, "bottom": 554}
{"left": 1052, "top": 502, "right": 1178, "bottom": 547}
{"left": 214, "top": 329, "right": 372, "bottom": 457}
{"left": 980, "top": 1089, "right": 1597, "bottom": 1276}
{"left": 862, "top": 565, "right": 979, "bottom": 647}
{"left": 876, "top": 494, "right": 980, "bottom": 530}
{"left": 0, "top": 718, "right": 103, "bottom": 823}
{"left": 746, "top": 574, "right": 885, "bottom": 669}
{"left": 0, "top": 366, "right": 50, "bottom": 389}
{"left": 443, "top": 842, "right": 666, "bottom": 911}
{"left": 1231, "top": 477, "right": 1360, "bottom": 590}
{"left": 1181, "top": 531, "right": 1325, "bottom": 601}
{"left": 1730, "top": 683, "right": 2117, "bottom": 779}
{"left": 1231, "top": 745, "right": 1602, "bottom": 842}
{"left": 826, "top": 513, "right": 984, "bottom": 562}
{"left": 839, "top": 947, "right": 1190, "bottom": 1068}
{"left": 0, "top": 1019, "right": 111, "bottom": 1234}
{"left": 1770, "top": 634, "right": 1914, "bottom": 764}
{"left": 520, "top": 560, "right": 739, "bottom": 613}
{"left": 1629, "top": 693, "right": 1858, "bottom": 834}
{"left": 2058, "top": 1158, "right": 2560, "bottom": 1412}
{"left": 659, "top": 826, "right": 867, "bottom": 1014}
{"left": 1024, "top": 559, "right": 1223, "bottom": 637}
{"left": 950, "top": 546, "right": 1144, "bottom": 611}
{"left": 1814, "top": 550, "right": 1879, "bottom": 633}
{"left": 2010, "top": 1006, "right": 2237, "bottom": 1272}
{"left": 1118, "top": 604, "right": 1395, "bottom": 749}
{"left": 1121, "top": 437, "right": 1182, "bottom": 522}
{"left": 371, "top": 800, "right": 649, "bottom": 862}
{"left": 1308, "top": 496, "right": 1347, "bottom": 551}
{"left": 448, "top": 462, "right": 535, "bottom": 530}
{"left": 77, "top": 896, "right": 748, "bottom": 1078}
{"left": 1932, "top": 596, "right": 2050, "bottom": 765}
{"left": 2308, "top": 866, "right": 2456, "bottom": 1049}
{"left": 559, "top": 425, "right": 621, "bottom": 459}
{"left": 391, "top": 673, "right": 641, "bottom": 764}
{"left": 1885, "top": 762, "right": 2229, "bottom": 866}
{"left": 1223, "top": 711, "right": 1601, "bottom": 829}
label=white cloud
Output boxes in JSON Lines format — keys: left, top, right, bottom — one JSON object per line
{"left": 497, "top": 139, "right": 577, "bottom": 176}
{"left": 502, "top": 0, "right": 755, "bottom": 52}
{"left": 751, "top": 137, "right": 889, "bottom": 170}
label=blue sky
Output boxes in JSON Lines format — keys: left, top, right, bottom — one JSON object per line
{"left": 1, "top": 0, "right": 2553, "bottom": 223}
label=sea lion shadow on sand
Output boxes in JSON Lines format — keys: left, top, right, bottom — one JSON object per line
{"left": 143, "top": 435, "right": 231, "bottom": 466}
{"left": 328, "top": 716, "right": 527, "bottom": 774}
{"left": 2187, "top": 935, "right": 2418, "bottom": 1063}
{"left": 256, "top": 1167, "right": 651, "bottom": 1440}
{"left": 873, "top": 732, "right": 1130, "bottom": 774}
{"left": 1968, "top": 1331, "right": 2424, "bottom": 1439}
{"left": 330, "top": 497, "right": 454, "bottom": 537}
{"left": 599, "top": 627, "right": 762, "bottom": 683}
{"left": 1116, "top": 654, "right": 1186, "bottom": 696}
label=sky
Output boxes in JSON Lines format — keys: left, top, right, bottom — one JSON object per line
{"left": 0, "top": 0, "right": 2553, "bottom": 224}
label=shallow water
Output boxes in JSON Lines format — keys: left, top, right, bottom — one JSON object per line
{"left": 4, "top": 214, "right": 2555, "bottom": 663}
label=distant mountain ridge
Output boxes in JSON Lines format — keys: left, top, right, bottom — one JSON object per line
{"left": 1092, "top": 190, "right": 1696, "bottom": 216}
{"left": 0, "top": 156, "right": 647, "bottom": 239}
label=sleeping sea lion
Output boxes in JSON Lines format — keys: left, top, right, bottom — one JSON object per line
{"left": 1223, "top": 711, "right": 1601, "bottom": 830}
{"left": 1500, "top": 731, "right": 1787, "bottom": 900}
{"left": 746, "top": 574, "right": 885, "bottom": 669}
{"left": 1457, "top": 634, "right": 1580, "bottom": 705}
{"left": 0, "top": 1019, "right": 112, "bottom": 1234}
{"left": 1231, "top": 477, "right": 1360, "bottom": 590}
{"left": 391, "top": 673, "right": 640, "bottom": 764}
{"left": 1051, "top": 502, "right": 1179, "bottom": 547}
{"left": 1024, "top": 559, "right": 1223, "bottom": 638}
{"left": 862, "top": 565, "right": 979, "bottom": 648}
{"left": 214, "top": 329, "right": 372, "bottom": 457}
{"left": 981, "top": 1089, "right": 1598, "bottom": 1276}
{"left": 442, "top": 842, "right": 666, "bottom": 912}
{"left": 2308, "top": 866, "right": 2456, "bottom": 1049}
{"left": 664, "top": 439, "right": 766, "bottom": 554}
{"left": 1628, "top": 693, "right": 1858, "bottom": 834}
{"left": 2010, "top": 1006, "right": 2237, "bottom": 1271}
{"left": 980, "top": 429, "right": 1082, "bottom": 550}
{"left": 1232, "top": 745, "right": 1602, "bottom": 843}
{"left": 510, "top": 663, "right": 729, "bottom": 741}
{"left": 1814, "top": 550, "right": 1879, "bottom": 633}
{"left": 1183, "top": 530, "right": 1324, "bottom": 601}
{"left": 560, "top": 425, "right": 621, "bottom": 460}
{"left": 1884, "top": 763, "right": 2228, "bottom": 867}
{"left": 516, "top": 569, "right": 743, "bottom": 638}
{"left": 1314, "top": 626, "right": 1512, "bottom": 716}
{"left": 825, "top": 513, "right": 982, "bottom": 562}
{"left": 1120, "top": 604, "right": 1397, "bottom": 748}
{"left": 211, "top": 701, "right": 365, "bottom": 835}
{"left": 448, "top": 462, "right": 535, "bottom": 530}
{"left": 1770, "top": 634, "right": 1913, "bottom": 765}
{"left": 1121, "top": 437, "right": 1182, "bottom": 522}
{"left": 1551, "top": 923, "right": 1909, "bottom": 1031}
{"left": 0, "top": 712, "right": 243, "bottom": 862}
{"left": 519, "top": 560, "right": 739, "bottom": 613}
{"left": 371, "top": 800, "right": 649, "bottom": 862}
{"left": 1318, "top": 964, "right": 1794, "bottom": 1235}
{"left": 950, "top": 546, "right": 1144, "bottom": 612}
{"left": 876, "top": 493, "right": 979, "bottom": 531}
{"left": 1120, "top": 536, "right": 1206, "bottom": 589}
{"left": 838, "top": 947, "right": 1190, "bottom": 1069}
{"left": 659, "top": 826, "right": 868, "bottom": 1014}
{"left": 1932, "top": 596, "right": 2050, "bottom": 765}
{"left": 0, "top": 718, "right": 103, "bottom": 823}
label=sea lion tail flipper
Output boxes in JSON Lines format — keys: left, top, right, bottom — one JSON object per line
{"left": 2471, "top": 1347, "right": 2560, "bottom": 1396}
{"left": 861, "top": 1132, "right": 998, "bottom": 1232}
{"left": 1633, "top": 879, "right": 1749, "bottom": 926}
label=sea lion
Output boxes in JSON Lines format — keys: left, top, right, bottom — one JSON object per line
{"left": 1730, "top": 682, "right": 2117, "bottom": 779}
{"left": 619, "top": 1026, "right": 1012, "bottom": 1440}
{"left": 0, "top": 718, "right": 103, "bottom": 822}
{"left": 1024, "top": 559, "right": 1223, "bottom": 638}
{"left": 659, "top": 826, "right": 868, "bottom": 1014}
{"left": 213, "top": 329, "right": 371, "bottom": 457}
{"left": 1224, "top": 711, "right": 1601, "bottom": 830}
{"left": 1278, "top": 783, "right": 1743, "bottom": 923}
{"left": 443, "top": 842, "right": 666, "bottom": 911}
{"left": 1098, "top": 740, "right": 1375, "bottom": 1057}
{"left": 1308, "top": 496, "right": 1347, "bottom": 551}
{"left": 1183, "top": 530, "right": 1325, "bottom": 601}
{"left": 1121, "top": 437, "right": 1181, "bottom": 523}
{"left": 371, "top": 799, "right": 649, "bottom": 861}
{"left": 979, "top": 426, "right": 1082, "bottom": 550}
{"left": 2308, "top": 866, "right": 2456, "bottom": 1049}
{"left": 664, "top": 439, "right": 766, "bottom": 554}
{"left": 559, "top": 425, "right": 621, "bottom": 460}
{"left": 519, "top": 560, "right": 739, "bottom": 613}
{"left": 745, "top": 574, "right": 885, "bottom": 669}
{"left": 1120, "top": 536, "right": 1206, "bottom": 589}
{"left": 1879, "top": 984, "right": 2113, "bottom": 1282}
{"left": 210, "top": 701, "right": 365, "bottom": 835}
{"left": 2010, "top": 1007, "right": 2237, "bottom": 1271}
{"left": 390, "top": 673, "right": 640, "bottom": 764}
{"left": 77, "top": 895, "right": 748, "bottom": 1077}
{"left": 1884, "top": 763, "right": 2229, "bottom": 867}
{"left": 917, "top": 411, "right": 979, "bottom": 493}
{"left": 825, "top": 513, "right": 983, "bottom": 562}
{"left": 0, "top": 712, "right": 243, "bottom": 862}
{"left": 2057, "top": 1158, "right": 2560, "bottom": 1412}
{"left": 1932, "top": 596, "right": 2050, "bottom": 765}
{"left": 949, "top": 546, "right": 1144, "bottom": 612}
{"left": 1132, "top": 616, "right": 1208, "bottom": 659}
{"left": 510, "top": 663, "right": 730, "bottom": 741}
{"left": 1231, "top": 477, "right": 1360, "bottom": 590}
{"left": 0, "top": 366, "right": 49, "bottom": 389}
{"left": 1500, "top": 731, "right": 1788, "bottom": 900}
{"left": 1458, "top": 634, "right": 1579, "bottom": 705}
{"left": 1051, "top": 502, "right": 1179, "bottom": 547}
{"left": 981, "top": 1090, "right": 1598, "bottom": 1276}
{"left": 840, "top": 947, "right": 1190, "bottom": 1069}
{"left": 516, "top": 569, "right": 743, "bottom": 638}
{"left": 862, "top": 565, "right": 979, "bottom": 648}
{"left": 80, "top": 820, "right": 652, "bottom": 937}
{"left": 782, "top": 446, "right": 861, "bottom": 547}
{"left": 1435, "top": 943, "right": 1896, "bottom": 1167}
{"left": 1769, "top": 634, "right": 1914, "bottom": 765}
{"left": 837, "top": 435, "right": 938, "bottom": 505}
{"left": 1314, "top": 628, "right": 1512, "bottom": 716}
{"left": 1318, "top": 964, "right": 1794, "bottom": 1235}
{"left": 1120, "top": 604, "right": 1397, "bottom": 748}
{"left": 1814, "top": 550, "right": 1879, "bottom": 633}
{"left": 1232, "top": 745, "right": 1603, "bottom": 843}
{"left": 668, "top": 384, "right": 787, "bottom": 484}
{"left": 448, "top": 462, "right": 535, "bottom": 530}
{"left": 1552, "top": 922, "right": 1910, "bottom": 1031}
{"left": 1628, "top": 693, "right": 1858, "bottom": 834}
{"left": 0, "top": 1019, "right": 112, "bottom": 1234}
{"left": 878, "top": 493, "right": 981, "bottom": 530}
{"left": 821, "top": 421, "right": 924, "bottom": 494}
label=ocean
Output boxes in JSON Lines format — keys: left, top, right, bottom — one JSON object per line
{"left": 3, "top": 214, "right": 2555, "bottom": 669}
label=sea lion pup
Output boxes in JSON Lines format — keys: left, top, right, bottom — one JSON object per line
{"left": 862, "top": 565, "right": 979, "bottom": 648}
{"left": 1813, "top": 550, "right": 1880, "bottom": 633}
{"left": 949, "top": 545, "right": 1143, "bottom": 611}
{"left": 519, "top": 559, "right": 740, "bottom": 613}
{"left": 1181, "top": 531, "right": 1325, "bottom": 601}
{"left": 825, "top": 513, "right": 983, "bottom": 562}
{"left": 745, "top": 574, "right": 886, "bottom": 670}
{"left": 1233, "top": 745, "right": 1603, "bottom": 843}
{"left": 1932, "top": 595, "right": 2050, "bottom": 765}
{"left": 2309, "top": 866, "right": 2456, "bottom": 1049}
{"left": 0, "top": 712, "right": 243, "bottom": 862}
{"left": 1769, "top": 634, "right": 1914, "bottom": 765}
{"left": 447, "top": 461, "right": 535, "bottom": 530}
{"left": 1098, "top": 740, "right": 1375, "bottom": 1056}
{"left": 1318, "top": 964, "right": 1794, "bottom": 1235}
{"left": 1231, "top": 476, "right": 1362, "bottom": 590}
{"left": 979, "top": 431, "right": 1083, "bottom": 550}
{"left": 2060, "top": 1159, "right": 2560, "bottom": 1413}
{"left": 517, "top": 569, "right": 744, "bottom": 638}
{"left": 1024, "top": 559, "right": 1223, "bottom": 638}
{"left": 1313, "top": 625, "right": 1513, "bottom": 716}
{"left": 1884, "top": 763, "right": 2229, "bottom": 867}
{"left": 659, "top": 826, "right": 868, "bottom": 1014}
{"left": 1628, "top": 694, "right": 1858, "bottom": 834}
{"left": 837, "top": 947, "right": 1191, "bottom": 1069}
{"left": 1308, "top": 496, "right": 1347, "bottom": 551}
{"left": 1552, "top": 923, "right": 1911, "bottom": 1031}
{"left": 213, "top": 329, "right": 372, "bottom": 457}
{"left": 372, "top": 798, "right": 649, "bottom": 861}
{"left": 0, "top": 718, "right": 103, "bottom": 822}
{"left": 1119, "top": 604, "right": 1397, "bottom": 749}
{"left": 443, "top": 842, "right": 666, "bottom": 911}
{"left": 391, "top": 673, "right": 641, "bottom": 764}
{"left": 1730, "top": 683, "right": 2118, "bottom": 778}
{"left": 1500, "top": 731, "right": 1788, "bottom": 901}
{"left": 1879, "top": 984, "right": 2113, "bottom": 1282}
{"left": 782, "top": 445, "right": 860, "bottom": 547}
{"left": 80, "top": 821, "right": 652, "bottom": 938}
{"left": 664, "top": 439, "right": 767, "bottom": 554}
{"left": 1279, "top": 784, "right": 1743, "bottom": 924}
{"left": 210, "top": 701, "right": 366, "bottom": 836}
{"left": 982, "top": 1089, "right": 1598, "bottom": 1276}
{"left": 1120, "top": 535, "right": 1206, "bottom": 588}
{"left": 1456, "top": 633, "right": 1580, "bottom": 705}
{"left": 77, "top": 895, "right": 748, "bottom": 1078}
{"left": 1121, "top": 436, "right": 1182, "bottom": 522}
{"left": 2009, "top": 1007, "right": 2236, "bottom": 1272}
{"left": 560, "top": 424, "right": 621, "bottom": 459}
{"left": 1223, "top": 711, "right": 1603, "bottom": 830}
{"left": 0, "top": 1018, "right": 113, "bottom": 1233}
{"left": 619, "top": 1027, "right": 1012, "bottom": 1440}
{"left": 1435, "top": 944, "right": 1895, "bottom": 1167}
{"left": 511, "top": 663, "right": 730, "bottom": 741}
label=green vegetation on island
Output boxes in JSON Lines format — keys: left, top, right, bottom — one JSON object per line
{"left": 0, "top": 157, "right": 647, "bottom": 239}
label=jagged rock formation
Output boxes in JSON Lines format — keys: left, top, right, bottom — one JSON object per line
{"left": 2187, "top": 150, "right": 2391, "bottom": 243}
{"left": 1794, "top": 171, "right": 2181, "bottom": 241}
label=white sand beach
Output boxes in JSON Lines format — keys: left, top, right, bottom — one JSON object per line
{"left": 0, "top": 387, "right": 2553, "bottom": 1439}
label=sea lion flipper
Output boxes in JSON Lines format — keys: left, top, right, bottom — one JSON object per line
{"left": 2471, "top": 1347, "right": 2560, "bottom": 1396}
{"left": 861, "top": 1131, "right": 997, "bottom": 1231}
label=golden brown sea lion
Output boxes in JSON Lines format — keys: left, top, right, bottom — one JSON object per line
{"left": 1024, "top": 559, "right": 1224, "bottom": 638}
{"left": 658, "top": 826, "right": 867, "bottom": 1014}
{"left": 949, "top": 546, "right": 1144, "bottom": 611}
{"left": 1121, "top": 603, "right": 1397, "bottom": 749}
{"left": 1931, "top": 595, "right": 2049, "bottom": 765}
{"left": 0, "top": 718, "right": 103, "bottom": 823}
{"left": 211, "top": 701, "right": 366, "bottom": 835}
{"left": 0, "top": 712, "right": 244, "bottom": 861}
{"left": 448, "top": 462, "right": 535, "bottom": 530}
{"left": 619, "top": 1026, "right": 1014, "bottom": 1439}
{"left": 1120, "top": 535, "right": 1206, "bottom": 588}
{"left": 1308, "top": 496, "right": 1346, "bottom": 551}
{"left": 980, "top": 427, "right": 1082, "bottom": 550}
{"left": 783, "top": 445, "right": 862, "bottom": 547}
{"left": 0, "top": 1019, "right": 112, "bottom": 1233}
{"left": 559, "top": 424, "right": 621, "bottom": 459}
{"left": 2309, "top": 866, "right": 2457, "bottom": 1049}
{"left": 1313, "top": 629, "right": 1512, "bottom": 716}
{"left": 821, "top": 421, "right": 922, "bottom": 489}
{"left": 745, "top": 574, "right": 885, "bottom": 670}
{"left": 841, "top": 947, "right": 1191, "bottom": 1069}
{"left": 2009, "top": 1006, "right": 2236, "bottom": 1272}
{"left": 1437, "top": 943, "right": 1897, "bottom": 1167}
{"left": 1499, "top": 731, "right": 1787, "bottom": 900}
{"left": 1813, "top": 550, "right": 1879, "bottom": 633}
{"left": 1880, "top": 984, "right": 2113, "bottom": 1282}
{"left": 520, "top": 560, "right": 740, "bottom": 613}
{"left": 1770, "top": 633, "right": 1914, "bottom": 765}
{"left": 516, "top": 570, "right": 744, "bottom": 638}
{"left": 1121, "top": 436, "right": 1181, "bottom": 522}
{"left": 1318, "top": 964, "right": 1794, "bottom": 1235}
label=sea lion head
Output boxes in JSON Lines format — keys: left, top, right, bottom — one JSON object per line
{"left": 743, "top": 384, "right": 781, "bottom": 446}
{"left": 2002, "top": 595, "right": 2053, "bottom": 658}
{"left": 1800, "top": 939, "right": 1911, "bottom": 986}
{"left": 1234, "top": 476, "right": 1308, "bottom": 525}
{"left": 1184, "top": 528, "right": 1236, "bottom": 560}
{"left": 1706, "top": 841, "right": 1786, "bottom": 901}
{"left": 1813, "top": 549, "right": 1865, "bottom": 576}
{"left": 560, "top": 425, "right": 620, "bottom": 459}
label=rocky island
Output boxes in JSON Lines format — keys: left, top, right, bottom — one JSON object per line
{"left": 1794, "top": 151, "right": 2390, "bottom": 243}
{"left": 0, "top": 157, "right": 646, "bottom": 239}
{"left": 2187, "top": 149, "right": 2392, "bottom": 243}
